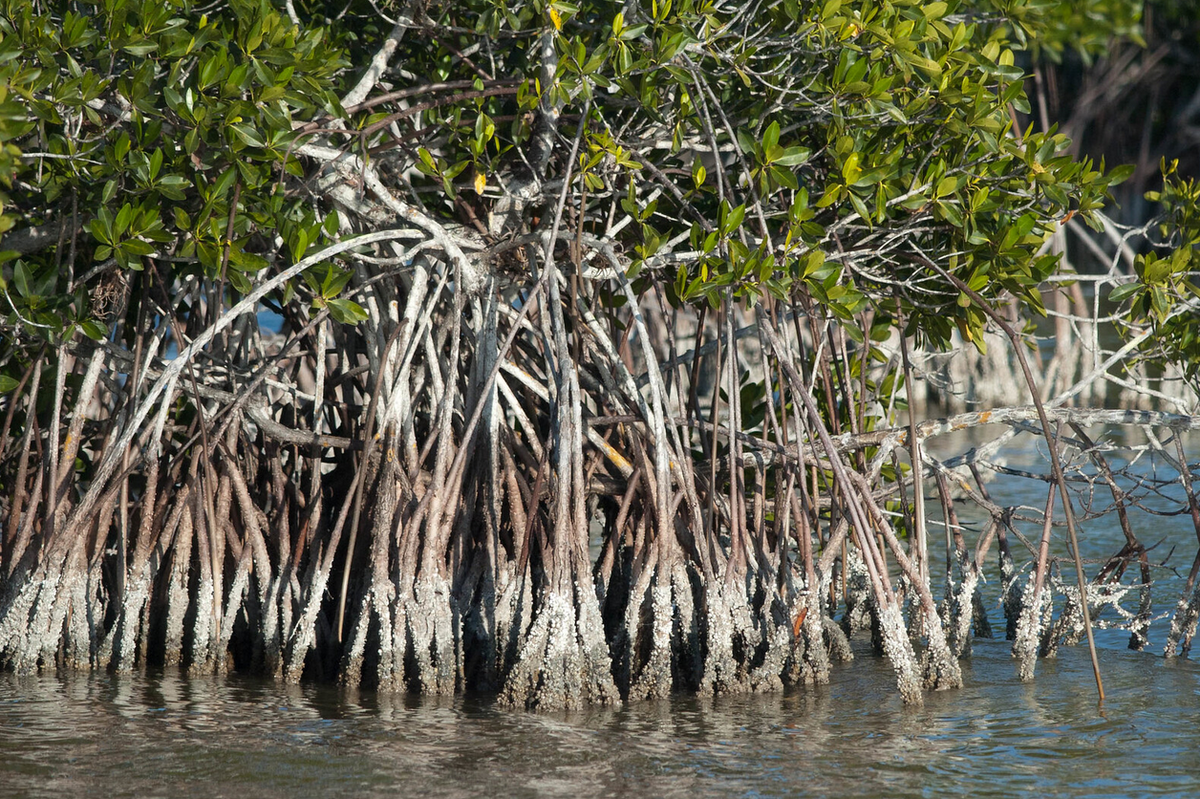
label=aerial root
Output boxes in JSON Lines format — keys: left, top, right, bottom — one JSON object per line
{"left": 499, "top": 590, "right": 618, "bottom": 710}
{"left": 401, "top": 576, "right": 459, "bottom": 695}
{"left": 878, "top": 603, "right": 925, "bottom": 705}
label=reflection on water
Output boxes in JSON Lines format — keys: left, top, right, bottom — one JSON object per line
{"left": 3, "top": 641, "right": 1199, "bottom": 799}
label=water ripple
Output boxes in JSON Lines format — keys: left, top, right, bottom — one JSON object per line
{"left": 2, "top": 642, "right": 1200, "bottom": 798}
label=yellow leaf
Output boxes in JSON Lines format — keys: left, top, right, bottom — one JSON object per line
{"left": 549, "top": 6, "right": 563, "bottom": 30}
{"left": 474, "top": 172, "right": 487, "bottom": 194}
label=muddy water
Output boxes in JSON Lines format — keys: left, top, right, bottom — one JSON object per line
{"left": 4, "top": 433, "right": 1200, "bottom": 797}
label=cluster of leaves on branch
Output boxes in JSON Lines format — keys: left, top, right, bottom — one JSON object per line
{"left": 998, "top": 0, "right": 1200, "bottom": 400}
{"left": 1109, "top": 159, "right": 1200, "bottom": 391}
{"left": 532, "top": 0, "right": 1134, "bottom": 360}
{"left": 1011, "top": 0, "right": 1145, "bottom": 61}
{"left": 0, "top": 0, "right": 1193, "bottom": 438}
{"left": 0, "top": 0, "right": 1165, "bottom": 370}
{"left": 0, "top": 0, "right": 351, "bottom": 361}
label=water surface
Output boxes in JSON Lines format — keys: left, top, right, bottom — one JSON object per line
{"left": 3, "top": 639, "right": 1199, "bottom": 798}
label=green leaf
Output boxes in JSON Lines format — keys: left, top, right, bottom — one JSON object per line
{"left": 211, "top": 168, "right": 238, "bottom": 201}
{"left": 1107, "top": 282, "right": 1141, "bottom": 303}
{"left": 115, "top": 204, "right": 133, "bottom": 236}
{"left": 228, "top": 270, "right": 252, "bottom": 295}
{"left": 323, "top": 210, "right": 340, "bottom": 237}
{"left": 81, "top": 320, "right": 108, "bottom": 341}
{"left": 122, "top": 239, "right": 155, "bottom": 256}
{"left": 416, "top": 147, "right": 439, "bottom": 176}
{"left": 14, "top": 261, "right": 32, "bottom": 298}
{"left": 775, "top": 146, "right": 810, "bottom": 167}
{"left": 327, "top": 298, "right": 368, "bottom": 325}
{"left": 722, "top": 203, "right": 745, "bottom": 235}
{"left": 229, "top": 124, "right": 266, "bottom": 148}
{"left": 321, "top": 265, "right": 353, "bottom": 298}
{"left": 123, "top": 39, "right": 158, "bottom": 56}
{"left": 228, "top": 249, "right": 271, "bottom": 272}
{"left": 772, "top": 166, "right": 799, "bottom": 191}
{"left": 842, "top": 152, "right": 861, "bottom": 185}
{"left": 762, "top": 121, "right": 780, "bottom": 153}
{"left": 1106, "top": 163, "right": 1136, "bottom": 185}
{"left": 923, "top": 1, "right": 947, "bottom": 19}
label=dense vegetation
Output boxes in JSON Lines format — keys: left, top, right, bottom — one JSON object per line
{"left": 0, "top": 0, "right": 1198, "bottom": 707}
